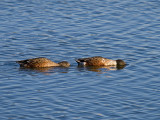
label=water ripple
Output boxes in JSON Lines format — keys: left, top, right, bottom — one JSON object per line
{"left": 0, "top": 0, "right": 160, "bottom": 120}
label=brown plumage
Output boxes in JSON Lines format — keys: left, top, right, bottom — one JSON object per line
{"left": 16, "top": 57, "right": 70, "bottom": 68}
{"left": 76, "top": 56, "right": 126, "bottom": 66}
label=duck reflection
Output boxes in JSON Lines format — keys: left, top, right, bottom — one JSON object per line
{"left": 77, "top": 65, "right": 126, "bottom": 72}
{"left": 19, "top": 66, "right": 69, "bottom": 75}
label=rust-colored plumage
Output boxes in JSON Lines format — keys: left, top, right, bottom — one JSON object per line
{"left": 16, "top": 57, "right": 70, "bottom": 68}
{"left": 76, "top": 56, "right": 126, "bottom": 66}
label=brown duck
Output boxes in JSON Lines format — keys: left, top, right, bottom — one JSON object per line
{"left": 76, "top": 56, "right": 126, "bottom": 66}
{"left": 16, "top": 57, "right": 70, "bottom": 68}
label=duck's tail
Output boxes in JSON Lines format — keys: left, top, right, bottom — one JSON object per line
{"left": 75, "top": 58, "right": 87, "bottom": 66}
{"left": 16, "top": 60, "right": 29, "bottom": 67}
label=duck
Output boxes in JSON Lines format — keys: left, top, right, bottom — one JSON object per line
{"left": 16, "top": 57, "right": 70, "bottom": 68}
{"left": 75, "top": 56, "right": 126, "bottom": 66}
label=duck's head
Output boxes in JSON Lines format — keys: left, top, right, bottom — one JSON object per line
{"left": 116, "top": 59, "right": 126, "bottom": 66}
{"left": 58, "top": 61, "right": 70, "bottom": 67}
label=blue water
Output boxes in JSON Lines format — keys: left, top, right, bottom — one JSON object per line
{"left": 0, "top": 0, "right": 160, "bottom": 119}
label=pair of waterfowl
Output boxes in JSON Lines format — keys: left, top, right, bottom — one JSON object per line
{"left": 16, "top": 56, "right": 126, "bottom": 68}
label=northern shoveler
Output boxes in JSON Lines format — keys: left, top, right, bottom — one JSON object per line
{"left": 76, "top": 56, "right": 126, "bottom": 66}
{"left": 16, "top": 57, "right": 70, "bottom": 68}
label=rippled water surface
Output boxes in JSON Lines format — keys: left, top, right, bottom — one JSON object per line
{"left": 0, "top": 0, "right": 160, "bottom": 120}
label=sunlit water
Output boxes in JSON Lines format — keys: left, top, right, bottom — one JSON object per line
{"left": 0, "top": 0, "right": 160, "bottom": 120}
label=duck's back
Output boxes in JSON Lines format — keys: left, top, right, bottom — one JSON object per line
{"left": 17, "top": 57, "right": 59, "bottom": 68}
{"left": 76, "top": 56, "right": 111, "bottom": 66}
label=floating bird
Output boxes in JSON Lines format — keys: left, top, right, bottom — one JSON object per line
{"left": 16, "top": 57, "right": 70, "bottom": 68}
{"left": 76, "top": 56, "right": 126, "bottom": 66}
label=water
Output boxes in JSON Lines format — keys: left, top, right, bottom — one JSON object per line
{"left": 0, "top": 0, "right": 160, "bottom": 119}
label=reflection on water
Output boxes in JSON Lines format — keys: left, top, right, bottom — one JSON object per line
{"left": 77, "top": 65, "right": 126, "bottom": 72}
{"left": 18, "top": 66, "right": 69, "bottom": 75}
{"left": 18, "top": 64, "right": 126, "bottom": 75}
